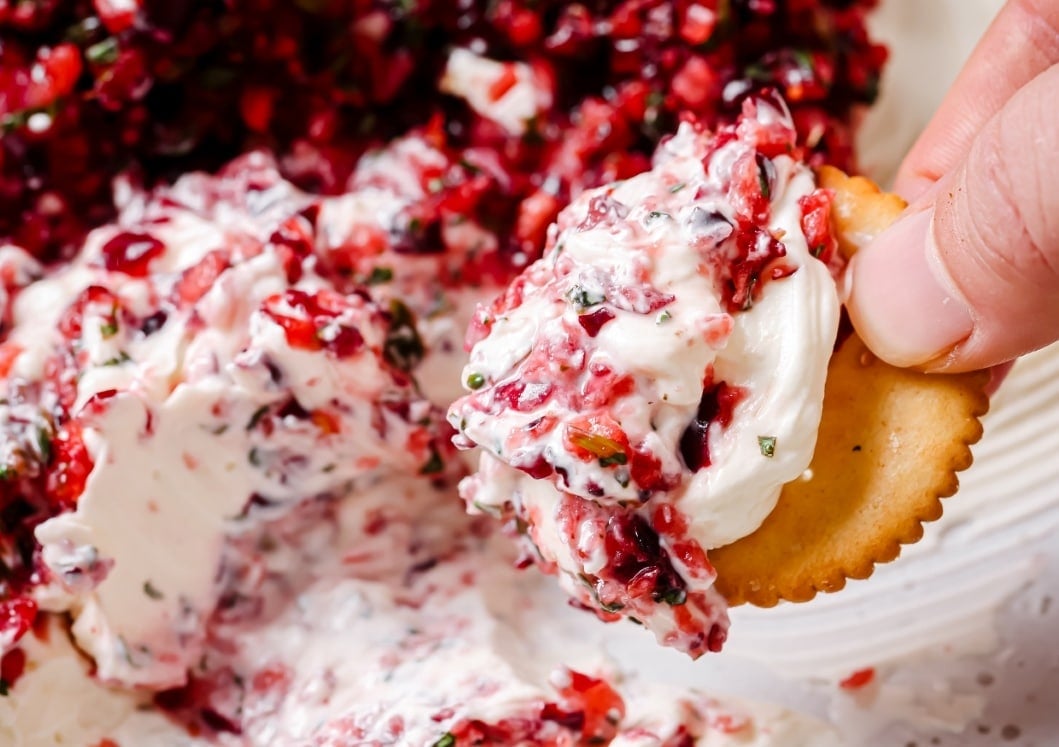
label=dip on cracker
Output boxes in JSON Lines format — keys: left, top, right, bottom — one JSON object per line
{"left": 448, "top": 94, "right": 841, "bottom": 656}
{"left": 448, "top": 95, "right": 988, "bottom": 656}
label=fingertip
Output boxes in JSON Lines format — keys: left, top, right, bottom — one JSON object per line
{"left": 846, "top": 208, "right": 974, "bottom": 369}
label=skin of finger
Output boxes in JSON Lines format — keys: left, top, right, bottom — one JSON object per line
{"left": 985, "top": 361, "right": 1015, "bottom": 397}
{"left": 929, "top": 64, "right": 1059, "bottom": 372}
{"left": 893, "top": 0, "right": 1059, "bottom": 201}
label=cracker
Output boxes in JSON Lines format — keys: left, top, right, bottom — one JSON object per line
{"left": 710, "top": 167, "right": 989, "bottom": 607}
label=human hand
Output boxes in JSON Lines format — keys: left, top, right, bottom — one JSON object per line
{"left": 845, "top": 0, "right": 1059, "bottom": 380}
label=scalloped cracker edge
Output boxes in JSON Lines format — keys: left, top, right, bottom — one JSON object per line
{"left": 710, "top": 167, "right": 990, "bottom": 607}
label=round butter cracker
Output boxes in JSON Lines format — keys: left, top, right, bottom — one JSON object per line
{"left": 711, "top": 166, "right": 990, "bottom": 607}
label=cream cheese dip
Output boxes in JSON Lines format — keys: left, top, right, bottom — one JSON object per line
{"left": 449, "top": 95, "right": 841, "bottom": 657}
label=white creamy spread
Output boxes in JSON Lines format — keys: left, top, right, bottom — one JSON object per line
{"left": 449, "top": 101, "right": 840, "bottom": 656}
{"left": 6, "top": 151, "right": 455, "bottom": 688}
{"left": 0, "top": 495, "right": 840, "bottom": 746}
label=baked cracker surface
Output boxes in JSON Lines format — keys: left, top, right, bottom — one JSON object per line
{"left": 710, "top": 166, "right": 990, "bottom": 607}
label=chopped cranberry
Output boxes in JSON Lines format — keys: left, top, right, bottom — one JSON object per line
{"left": 46, "top": 422, "right": 94, "bottom": 509}
{"left": 492, "top": 379, "right": 553, "bottom": 412}
{"left": 100, "top": 232, "right": 165, "bottom": 277}
{"left": 564, "top": 414, "right": 629, "bottom": 464}
{"left": 576, "top": 307, "right": 614, "bottom": 337}
{"left": 577, "top": 193, "right": 630, "bottom": 233}
{"left": 0, "top": 646, "right": 26, "bottom": 690}
{"left": 0, "top": 597, "right": 37, "bottom": 648}
{"left": 58, "top": 285, "right": 121, "bottom": 340}
{"left": 139, "top": 310, "right": 168, "bottom": 336}
{"left": 839, "top": 667, "right": 876, "bottom": 690}
{"left": 174, "top": 250, "right": 229, "bottom": 306}
{"left": 603, "top": 512, "right": 686, "bottom": 604}
{"left": 799, "top": 187, "right": 838, "bottom": 264}
{"left": 94, "top": 0, "right": 141, "bottom": 34}
{"left": 321, "top": 324, "right": 365, "bottom": 358}
{"left": 679, "top": 378, "right": 746, "bottom": 472}
{"left": 261, "top": 290, "right": 368, "bottom": 358}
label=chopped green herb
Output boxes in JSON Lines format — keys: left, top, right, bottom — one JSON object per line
{"left": 792, "top": 48, "right": 814, "bottom": 70}
{"left": 744, "top": 61, "right": 769, "bottom": 81}
{"left": 600, "top": 599, "right": 625, "bottom": 613}
{"left": 100, "top": 320, "right": 119, "bottom": 338}
{"left": 86, "top": 37, "right": 120, "bottom": 64}
{"left": 246, "top": 405, "right": 270, "bottom": 431}
{"left": 522, "top": 115, "right": 544, "bottom": 145}
{"left": 758, "top": 169, "right": 771, "bottom": 199}
{"left": 758, "top": 435, "right": 777, "bottom": 458}
{"left": 458, "top": 157, "right": 481, "bottom": 174}
{"left": 812, "top": 243, "right": 826, "bottom": 258}
{"left": 432, "top": 733, "right": 456, "bottom": 747}
{"left": 741, "top": 276, "right": 758, "bottom": 310}
{"left": 419, "top": 448, "right": 443, "bottom": 475}
{"left": 668, "top": 182, "right": 686, "bottom": 193}
{"left": 0, "top": 109, "right": 30, "bottom": 134}
{"left": 366, "top": 266, "right": 394, "bottom": 285}
{"left": 64, "top": 17, "right": 102, "bottom": 43}
{"left": 598, "top": 452, "right": 628, "bottom": 468}
{"left": 0, "top": 465, "right": 12, "bottom": 481}
{"left": 656, "top": 310, "right": 672, "bottom": 324}
{"left": 465, "top": 372, "right": 486, "bottom": 390}
{"left": 210, "top": 424, "right": 229, "bottom": 436}
{"left": 37, "top": 428, "right": 53, "bottom": 465}
{"left": 201, "top": 66, "right": 239, "bottom": 89}
{"left": 646, "top": 211, "right": 672, "bottom": 223}
{"left": 567, "top": 285, "right": 606, "bottom": 309}
{"left": 659, "top": 587, "right": 687, "bottom": 606}
{"left": 143, "top": 580, "right": 164, "bottom": 600}
{"left": 322, "top": 463, "right": 336, "bottom": 473}
{"left": 407, "top": 217, "right": 423, "bottom": 234}
{"left": 568, "top": 430, "right": 625, "bottom": 461}
{"left": 384, "top": 300, "right": 425, "bottom": 372}
{"left": 0, "top": 679, "right": 7, "bottom": 696}
{"left": 248, "top": 447, "right": 262, "bottom": 466}
{"left": 101, "top": 351, "right": 132, "bottom": 366}
{"left": 471, "top": 500, "right": 502, "bottom": 518}
{"left": 427, "top": 177, "right": 445, "bottom": 194}
{"left": 614, "top": 468, "right": 630, "bottom": 488}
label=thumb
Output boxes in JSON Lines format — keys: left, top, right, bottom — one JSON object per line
{"left": 846, "top": 64, "right": 1059, "bottom": 373}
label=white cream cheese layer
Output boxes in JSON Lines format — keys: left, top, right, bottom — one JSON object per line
{"left": 16, "top": 155, "right": 442, "bottom": 689}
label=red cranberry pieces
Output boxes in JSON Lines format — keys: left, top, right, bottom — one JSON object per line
{"left": 262, "top": 290, "right": 366, "bottom": 359}
{"left": 576, "top": 307, "right": 615, "bottom": 337}
{"left": 799, "top": 187, "right": 838, "bottom": 263}
{"left": 679, "top": 378, "right": 746, "bottom": 472}
{"left": 0, "top": 597, "right": 37, "bottom": 649}
{"left": 603, "top": 512, "right": 687, "bottom": 605}
{"left": 100, "top": 231, "right": 165, "bottom": 277}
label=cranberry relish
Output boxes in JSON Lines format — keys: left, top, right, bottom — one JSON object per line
{"left": 450, "top": 95, "right": 842, "bottom": 658}
{"left": 2, "top": 0, "right": 884, "bottom": 263}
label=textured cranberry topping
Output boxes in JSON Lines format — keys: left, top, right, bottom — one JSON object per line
{"left": 1, "top": 1, "right": 884, "bottom": 265}
{"left": 604, "top": 513, "right": 686, "bottom": 605}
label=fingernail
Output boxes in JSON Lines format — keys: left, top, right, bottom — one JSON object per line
{"left": 847, "top": 209, "right": 973, "bottom": 368}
